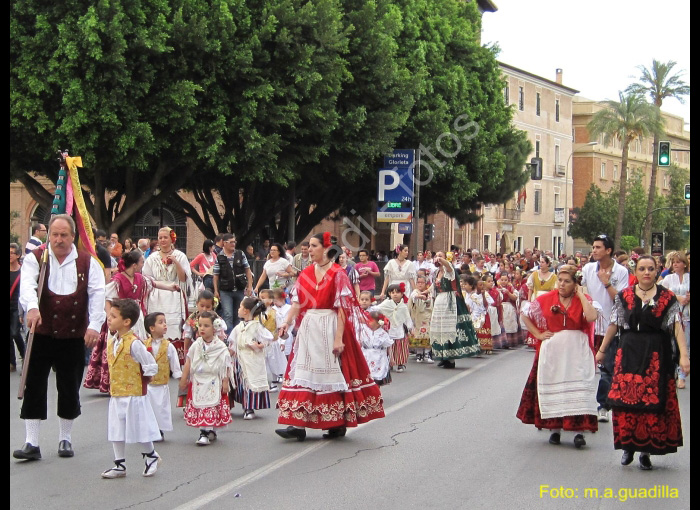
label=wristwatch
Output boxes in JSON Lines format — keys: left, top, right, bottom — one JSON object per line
{"left": 604, "top": 283, "right": 612, "bottom": 289}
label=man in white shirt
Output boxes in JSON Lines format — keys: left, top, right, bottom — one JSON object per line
{"left": 14, "top": 214, "right": 106, "bottom": 461}
{"left": 581, "top": 234, "right": 629, "bottom": 423}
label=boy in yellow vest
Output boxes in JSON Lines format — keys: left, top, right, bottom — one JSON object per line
{"left": 102, "top": 299, "right": 162, "bottom": 479}
{"left": 144, "top": 312, "right": 182, "bottom": 441}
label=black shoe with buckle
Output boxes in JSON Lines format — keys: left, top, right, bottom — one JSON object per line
{"left": 275, "top": 426, "right": 306, "bottom": 442}
{"left": 322, "top": 426, "right": 347, "bottom": 439}
{"left": 573, "top": 434, "right": 586, "bottom": 449}
{"left": 58, "top": 440, "right": 74, "bottom": 458}
{"left": 548, "top": 432, "right": 561, "bottom": 445}
{"left": 13, "top": 443, "right": 42, "bottom": 461}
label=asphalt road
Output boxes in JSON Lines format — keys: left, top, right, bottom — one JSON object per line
{"left": 10, "top": 347, "right": 690, "bottom": 510}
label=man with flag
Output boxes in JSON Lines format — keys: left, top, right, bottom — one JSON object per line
{"left": 13, "top": 153, "right": 106, "bottom": 461}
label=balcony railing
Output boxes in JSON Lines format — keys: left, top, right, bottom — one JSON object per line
{"left": 503, "top": 208, "right": 521, "bottom": 221}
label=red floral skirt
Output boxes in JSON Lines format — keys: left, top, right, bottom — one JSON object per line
{"left": 83, "top": 322, "right": 110, "bottom": 393}
{"left": 184, "top": 385, "right": 233, "bottom": 428}
{"left": 277, "top": 331, "right": 385, "bottom": 430}
{"left": 516, "top": 350, "right": 598, "bottom": 432}
{"left": 612, "top": 378, "right": 683, "bottom": 455}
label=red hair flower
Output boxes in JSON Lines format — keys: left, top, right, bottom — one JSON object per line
{"left": 117, "top": 258, "right": 127, "bottom": 272}
{"left": 170, "top": 229, "right": 177, "bottom": 244}
{"left": 323, "top": 232, "right": 331, "bottom": 248}
{"left": 399, "top": 283, "right": 406, "bottom": 294}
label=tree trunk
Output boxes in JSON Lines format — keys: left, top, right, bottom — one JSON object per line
{"left": 614, "top": 141, "right": 631, "bottom": 251}
{"left": 642, "top": 105, "right": 662, "bottom": 249}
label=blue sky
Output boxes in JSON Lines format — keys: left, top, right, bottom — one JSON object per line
{"left": 481, "top": 0, "right": 691, "bottom": 128}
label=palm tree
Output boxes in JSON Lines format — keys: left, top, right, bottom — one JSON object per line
{"left": 627, "top": 60, "right": 690, "bottom": 249}
{"left": 587, "top": 92, "right": 662, "bottom": 251}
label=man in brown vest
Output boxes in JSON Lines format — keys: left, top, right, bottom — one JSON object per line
{"left": 14, "top": 214, "right": 106, "bottom": 461}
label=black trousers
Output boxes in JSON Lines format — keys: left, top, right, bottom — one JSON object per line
{"left": 20, "top": 334, "right": 85, "bottom": 420}
{"left": 10, "top": 309, "right": 26, "bottom": 365}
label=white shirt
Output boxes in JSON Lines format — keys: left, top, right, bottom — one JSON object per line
{"left": 20, "top": 244, "right": 106, "bottom": 332}
{"left": 581, "top": 260, "right": 629, "bottom": 335}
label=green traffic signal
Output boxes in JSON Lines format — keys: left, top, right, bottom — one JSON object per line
{"left": 685, "top": 183, "right": 690, "bottom": 200}
{"left": 658, "top": 141, "right": 671, "bottom": 167}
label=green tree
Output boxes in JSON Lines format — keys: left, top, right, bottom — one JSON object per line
{"left": 587, "top": 92, "right": 662, "bottom": 250}
{"left": 655, "top": 165, "right": 690, "bottom": 251}
{"left": 627, "top": 59, "right": 690, "bottom": 248}
{"left": 170, "top": 0, "right": 420, "bottom": 244}
{"left": 11, "top": 0, "right": 351, "bottom": 238}
{"left": 569, "top": 169, "right": 663, "bottom": 248}
{"left": 569, "top": 184, "right": 615, "bottom": 245}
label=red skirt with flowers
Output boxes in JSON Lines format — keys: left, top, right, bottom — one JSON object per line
{"left": 277, "top": 331, "right": 385, "bottom": 430}
{"left": 612, "top": 378, "right": 682, "bottom": 454}
{"left": 516, "top": 349, "right": 598, "bottom": 432}
{"left": 184, "top": 385, "right": 233, "bottom": 428}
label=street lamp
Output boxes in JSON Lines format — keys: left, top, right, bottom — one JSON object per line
{"left": 564, "top": 141, "right": 598, "bottom": 255}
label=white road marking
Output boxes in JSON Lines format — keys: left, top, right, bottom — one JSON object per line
{"left": 174, "top": 351, "right": 514, "bottom": 510}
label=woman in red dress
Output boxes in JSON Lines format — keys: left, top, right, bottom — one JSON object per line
{"left": 516, "top": 265, "right": 599, "bottom": 448}
{"left": 596, "top": 255, "right": 689, "bottom": 470}
{"left": 275, "top": 233, "right": 385, "bottom": 441}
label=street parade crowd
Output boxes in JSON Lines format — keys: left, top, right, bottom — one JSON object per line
{"left": 10, "top": 220, "right": 690, "bottom": 478}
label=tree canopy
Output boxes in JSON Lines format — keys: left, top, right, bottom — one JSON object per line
{"left": 11, "top": 0, "right": 531, "bottom": 242}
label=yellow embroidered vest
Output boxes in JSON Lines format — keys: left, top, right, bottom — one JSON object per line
{"left": 107, "top": 331, "right": 146, "bottom": 397}
{"left": 262, "top": 309, "right": 278, "bottom": 340}
{"left": 145, "top": 337, "right": 171, "bottom": 386}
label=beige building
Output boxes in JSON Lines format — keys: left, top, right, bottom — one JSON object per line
{"left": 474, "top": 63, "right": 579, "bottom": 257}
{"left": 571, "top": 98, "right": 691, "bottom": 253}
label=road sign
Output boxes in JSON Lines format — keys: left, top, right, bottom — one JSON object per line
{"left": 398, "top": 223, "right": 413, "bottom": 234}
{"left": 384, "top": 149, "right": 415, "bottom": 169}
{"left": 377, "top": 211, "right": 412, "bottom": 223}
{"left": 651, "top": 232, "right": 665, "bottom": 254}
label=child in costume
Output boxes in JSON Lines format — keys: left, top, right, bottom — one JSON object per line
{"left": 272, "top": 288, "right": 295, "bottom": 359}
{"left": 409, "top": 275, "right": 434, "bottom": 363}
{"left": 376, "top": 283, "right": 414, "bottom": 373}
{"left": 180, "top": 311, "right": 233, "bottom": 445}
{"left": 361, "top": 311, "right": 394, "bottom": 385}
{"left": 101, "top": 299, "right": 162, "bottom": 479}
{"left": 228, "top": 297, "right": 272, "bottom": 420}
{"left": 183, "top": 290, "right": 226, "bottom": 355}
{"left": 261, "top": 289, "right": 286, "bottom": 390}
{"left": 144, "top": 312, "right": 182, "bottom": 441}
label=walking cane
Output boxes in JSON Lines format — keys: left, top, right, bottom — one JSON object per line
{"left": 18, "top": 248, "right": 49, "bottom": 400}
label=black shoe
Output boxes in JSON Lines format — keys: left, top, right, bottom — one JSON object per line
{"left": 275, "top": 426, "right": 306, "bottom": 442}
{"left": 442, "top": 360, "right": 456, "bottom": 369}
{"left": 322, "top": 426, "right": 347, "bottom": 439}
{"left": 620, "top": 450, "right": 634, "bottom": 466}
{"left": 548, "top": 432, "right": 561, "bottom": 445}
{"left": 573, "top": 434, "right": 586, "bottom": 449}
{"left": 639, "top": 453, "right": 652, "bottom": 470}
{"left": 437, "top": 360, "right": 446, "bottom": 367}
{"left": 57, "top": 440, "right": 74, "bottom": 458}
{"left": 13, "top": 443, "right": 42, "bottom": 461}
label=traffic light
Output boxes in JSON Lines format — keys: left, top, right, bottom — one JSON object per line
{"left": 423, "top": 223, "right": 435, "bottom": 242}
{"left": 658, "top": 141, "right": 671, "bottom": 167}
{"left": 685, "top": 183, "right": 690, "bottom": 200}
{"left": 530, "top": 157, "right": 543, "bottom": 180}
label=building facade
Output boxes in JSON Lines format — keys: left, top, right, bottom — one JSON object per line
{"left": 571, "top": 98, "right": 691, "bottom": 253}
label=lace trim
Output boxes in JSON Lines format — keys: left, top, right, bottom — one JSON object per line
{"left": 287, "top": 379, "right": 349, "bottom": 392}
